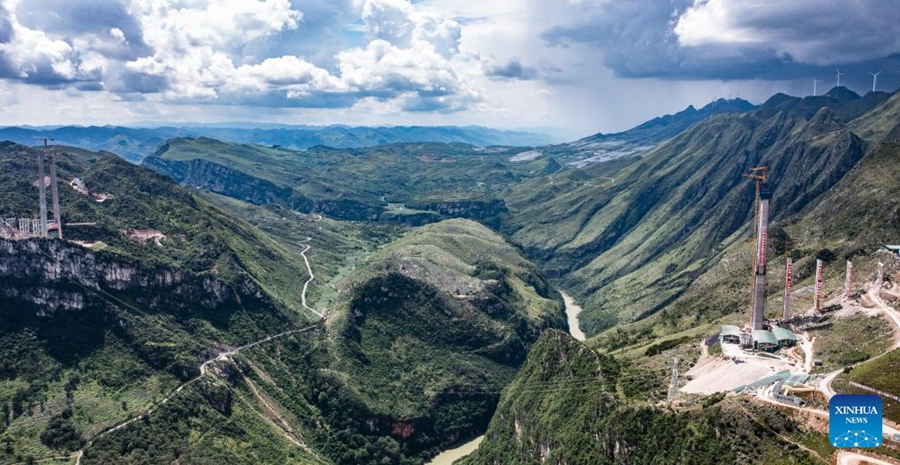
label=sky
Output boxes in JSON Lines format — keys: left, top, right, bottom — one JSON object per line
{"left": 0, "top": 0, "right": 897, "bottom": 139}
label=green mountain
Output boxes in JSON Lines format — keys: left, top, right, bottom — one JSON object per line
{"left": 80, "top": 218, "right": 564, "bottom": 465}
{"left": 591, "top": 91, "right": 900, "bottom": 354}
{"left": 462, "top": 330, "right": 822, "bottom": 464}
{"left": 0, "top": 143, "right": 327, "bottom": 463}
{"left": 0, "top": 141, "right": 565, "bottom": 464}
{"left": 142, "top": 138, "right": 554, "bottom": 225}
{"left": 757, "top": 88, "right": 891, "bottom": 122}
{"left": 503, "top": 94, "right": 882, "bottom": 337}
{"left": 0, "top": 125, "right": 556, "bottom": 163}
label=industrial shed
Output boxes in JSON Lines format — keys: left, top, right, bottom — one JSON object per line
{"left": 753, "top": 330, "right": 778, "bottom": 352}
{"left": 721, "top": 325, "right": 742, "bottom": 344}
{"left": 771, "top": 327, "right": 797, "bottom": 348}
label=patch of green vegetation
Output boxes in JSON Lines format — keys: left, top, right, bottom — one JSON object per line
{"left": 40, "top": 409, "right": 82, "bottom": 451}
{"left": 82, "top": 376, "right": 324, "bottom": 465}
{"left": 808, "top": 312, "right": 893, "bottom": 373}
{"left": 144, "top": 138, "right": 544, "bottom": 223}
{"left": 614, "top": 337, "right": 701, "bottom": 403}
{"left": 834, "top": 347, "right": 900, "bottom": 423}
{"left": 503, "top": 101, "right": 876, "bottom": 338}
{"left": 462, "top": 330, "right": 819, "bottom": 465}
{"left": 197, "top": 190, "right": 404, "bottom": 310}
{"left": 644, "top": 336, "right": 693, "bottom": 356}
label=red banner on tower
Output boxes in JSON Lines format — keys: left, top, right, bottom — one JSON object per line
{"left": 815, "top": 259, "right": 823, "bottom": 311}
{"left": 783, "top": 257, "right": 792, "bottom": 319}
{"left": 758, "top": 228, "right": 767, "bottom": 271}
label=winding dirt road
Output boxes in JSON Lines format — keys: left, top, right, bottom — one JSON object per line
{"left": 72, "top": 240, "right": 326, "bottom": 464}
{"left": 754, "top": 285, "right": 900, "bottom": 464}
{"left": 73, "top": 323, "right": 322, "bottom": 464}
{"left": 836, "top": 451, "right": 899, "bottom": 465}
{"left": 299, "top": 238, "right": 323, "bottom": 318}
{"left": 819, "top": 288, "right": 900, "bottom": 402}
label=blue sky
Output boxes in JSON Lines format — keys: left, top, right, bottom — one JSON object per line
{"left": 0, "top": 0, "right": 897, "bottom": 138}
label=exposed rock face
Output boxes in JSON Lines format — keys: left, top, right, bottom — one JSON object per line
{"left": 144, "top": 155, "right": 510, "bottom": 225}
{"left": 0, "top": 239, "right": 252, "bottom": 316}
{"left": 413, "top": 200, "right": 508, "bottom": 220}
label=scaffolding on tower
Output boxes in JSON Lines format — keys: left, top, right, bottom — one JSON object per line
{"left": 783, "top": 257, "right": 793, "bottom": 320}
{"left": 30, "top": 138, "right": 63, "bottom": 239}
{"left": 814, "top": 259, "right": 823, "bottom": 312}
{"left": 743, "top": 165, "right": 769, "bottom": 331}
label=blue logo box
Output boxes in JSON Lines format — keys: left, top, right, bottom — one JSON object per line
{"left": 830, "top": 394, "right": 883, "bottom": 448}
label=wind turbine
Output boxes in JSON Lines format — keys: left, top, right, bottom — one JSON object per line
{"left": 870, "top": 71, "right": 882, "bottom": 92}
{"left": 836, "top": 68, "right": 844, "bottom": 87}
{"left": 813, "top": 78, "right": 823, "bottom": 96}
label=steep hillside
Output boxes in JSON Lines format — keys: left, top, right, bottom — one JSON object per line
{"left": 593, "top": 92, "right": 900, "bottom": 352}
{"left": 504, "top": 103, "right": 869, "bottom": 336}
{"left": 0, "top": 142, "right": 315, "bottom": 313}
{"left": 461, "top": 330, "right": 821, "bottom": 464}
{"left": 849, "top": 90, "right": 900, "bottom": 144}
{"left": 574, "top": 98, "right": 756, "bottom": 147}
{"left": 313, "top": 219, "right": 566, "bottom": 461}
{"left": 81, "top": 219, "right": 566, "bottom": 465}
{"left": 142, "top": 138, "right": 554, "bottom": 225}
{"left": 0, "top": 143, "right": 326, "bottom": 463}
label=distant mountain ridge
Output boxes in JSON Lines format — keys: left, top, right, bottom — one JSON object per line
{"left": 758, "top": 87, "right": 891, "bottom": 122}
{"left": 582, "top": 97, "right": 757, "bottom": 145}
{"left": 547, "top": 97, "right": 757, "bottom": 168}
{"left": 0, "top": 124, "right": 558, "bottom": 163}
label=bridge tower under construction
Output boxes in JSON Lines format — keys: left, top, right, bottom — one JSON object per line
{"left": 750, "top": 182, "right": 771, "bottom": 330}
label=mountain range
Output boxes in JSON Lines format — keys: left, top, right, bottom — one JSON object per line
{"left": 2, "top": 86, "right": 900, "bottom": 464}
{"left": 0, "top": 125, "right": 558, "bottom": 164}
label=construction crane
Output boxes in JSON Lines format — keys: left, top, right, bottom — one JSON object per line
{"left": 743, "top": 165, "right": 768, "bottom": 330}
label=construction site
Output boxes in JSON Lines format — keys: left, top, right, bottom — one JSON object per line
{"left": 680, "top": 165, "right": 900, "bottom": 445}
{"left": 0, "top": 141, "right": 116, "bottom": 245}
{"left": 1, "top": 140, "right": 64, "bottom": 241}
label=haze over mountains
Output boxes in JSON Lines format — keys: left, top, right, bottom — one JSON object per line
{"left": 0, "top": 125, "right": 558, "bottom": 164}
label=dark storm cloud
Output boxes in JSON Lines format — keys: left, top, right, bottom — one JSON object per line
{"left": 541, "top": 0, "right": 900, "bottom": 89}
{"left": 486, "top": 59, "right": 537, "bottom": 80}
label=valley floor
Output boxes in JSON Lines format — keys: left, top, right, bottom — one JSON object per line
{"left": 426, "top": 436, "right": 484, "bottom": 465}
{"left": 560, "top": 291, "right": 586, "bottom": 341}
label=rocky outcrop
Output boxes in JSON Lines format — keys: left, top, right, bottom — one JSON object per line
{"left": 411, "top": 199, "right": 509, "bottom": 227}
{"left": 143, "top": 155, "right": 295, "bottom": 206}
{"left": 143, "top": 156, "right": 384, "bottom": 221}
{"left": 144, "top": 154, "right": 510, "bottom": 225}
{"left": 0, "top": 239, "right": 256, "bottom": 316}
